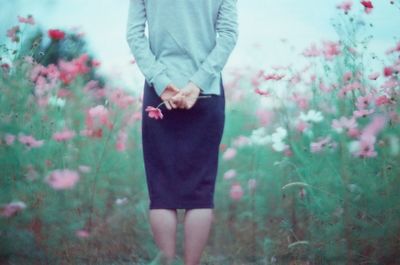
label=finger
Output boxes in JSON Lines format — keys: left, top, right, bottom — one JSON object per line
{"left": 184, "top": 100, "right": 190, "bottom": 109}
{"left": 164, "top": 101, "right": 171, "bottom": 110}
{"left": 173, "top": 96, "right": 185, "bottom": 108}
{"left": 169, "top": 99, "right": 177, "bottom": 109}
{"left": 168, "top": 86, "right": 179, "bottom": 94}
{"left": 170, "top": 93, "right": 182, "bottom": 101}
{"left": 180, "top": 99, "right": 187, "bottom": 109}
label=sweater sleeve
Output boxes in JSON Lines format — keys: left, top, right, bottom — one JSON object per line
{"left": 126, "top": 0, "right": 172, "bottom": 97}
{"left": 189, "top": 0, "right": 239, "bottom": 92}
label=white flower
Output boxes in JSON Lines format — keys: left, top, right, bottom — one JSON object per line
{"left": 299, "top": 109, "right": 324, "bottom": 123}
{"left": 48, "top": 96, "right": 66, "bottom": 108}
{"left": 388, "top": 134, "right": 399, "bottom": 156}
{"left": 223, "top": 169, "right": 237, "bottom": 180}
{"left": 115, "top": 197, "right": 128, "bottom": 205}
{"left": 272, "top": 141, "right": 288, "bottom": 152}
{"left": 348, "top": 141, "right": 360, "bottom": 153}
{"left": 249, "top": 127, "right": 271, "bottom": 145}
{"left": 271, "top": 127, "right": 287, "bottom": 142}
{"left": 271, "top": 127, "right": 288, "bottom": 152}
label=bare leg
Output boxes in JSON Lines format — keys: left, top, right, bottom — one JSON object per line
{"left": 149, "top": 209, "right": 178, "bottom": 264}
{"left": 183, "top": 208, "right": 214, "bottom": 265}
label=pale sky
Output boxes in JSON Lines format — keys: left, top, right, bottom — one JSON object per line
{"left": 1, "top": 0, "right": 399, "bottom": 94}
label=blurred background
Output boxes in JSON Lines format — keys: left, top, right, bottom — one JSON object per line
{"left": 1, "top": 0, "right": 399, "bottom": 92}
{"left": 1, "top": 0, "right": 400, "bottom": 264}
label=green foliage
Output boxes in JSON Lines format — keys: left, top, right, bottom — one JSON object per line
{"left": 1, "top": 4, "right": 400, "bottom": 265}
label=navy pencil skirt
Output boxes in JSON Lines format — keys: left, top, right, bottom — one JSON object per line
{"left": 141, "top": 78, "right": 225, "bottom": 210}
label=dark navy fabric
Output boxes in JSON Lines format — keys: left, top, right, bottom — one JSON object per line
{"left": 141, "top": 78, "right": 225, "bottom": 210}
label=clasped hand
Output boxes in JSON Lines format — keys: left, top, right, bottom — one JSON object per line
{"left": 160, "top": 82, "right": 201, "bottom": 110}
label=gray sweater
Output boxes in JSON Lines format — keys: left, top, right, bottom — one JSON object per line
{"left": 126, "top": 0, "right": 239, "bottom": 96}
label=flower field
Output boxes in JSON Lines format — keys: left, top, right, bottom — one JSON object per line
{"left": 1, "top": 1, "right": 400, "bottom": 264}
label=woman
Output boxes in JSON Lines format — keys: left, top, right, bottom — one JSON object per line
{"left": 126, "top": 0, "right": 238, "bottom": 264}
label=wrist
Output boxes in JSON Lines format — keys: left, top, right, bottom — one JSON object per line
{"left": 189, "top": 82, "right": 201, "bottom": 93}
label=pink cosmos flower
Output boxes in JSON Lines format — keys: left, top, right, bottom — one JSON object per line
{"left": 45, "top": 169, "right": 80, "bottom": 190}
{"left": 0, "top": 201, "right": 27, "bottom": 218}
{"left": 385, "top": 42, "right": 400, "bottom": 54}
{"left": 348, "top": 128, "right": 361, "bottom": 138}
{"left": 355, "top": 94, "right": 374, "bottom": 110}
{"left": 230, "top": 183, "right": 244, "bottom": 201}
{"left": 145, "top": 106, "right": 163, "bottom": 120}
{"left": 109, "top": 88, "right": 135, "bottom": 109}
{"left": 319, "top": 82, "right": 334, "bottom": 93}
{"left": 57, "top": 89, "right": 72, "bottom": 99}
{"left": 331, "top": 116, "right": 358, "bottom": 133}
{"left": 337, "top": 1, "right": 353, "bottom": 13}
{"left": 322, "top": 41, "right": 341, "bottom": 60}
{"left": 254, "top": 88, "right": 270, "bottom": 96}
{"left": 284, "top": 148, "right": 293, "bottom": 157}
{"left": 115, "top": 129, "right": 128, "bottom": 152}
{"left": 361, "top": 114, "right": 387, "bottom": 140}
{"left": 222, "top": 147, "right": 237, "bottom": 160}
{"left": 292, "top": 92, "right": 309, "bottom": 110}
{"left": 302, "top": 43, "right": 321, "bottom": 57}
{"left": 58, "top": 54, "right": 90, "bottom": 85}
{"left": 4, "top": 133, "right": 16, "bottom": 145}
{"left": 263, "top": 73, "right": 285, "bottom": 81}
{"left": 255, "top": 109, "right": 274, "bottom": 127}
{"left": 381, "top": 79, "right": 399, "bottom": 89}
{"left": 80, "top": 128, "right": 103, "bottom": 138}
{"left": 375, "top": 95, "right": 391, "bottom": 106}
{"left": 353, "top": 115, "right": 387, "bottom": 158}
{"left": 353, "top": 108, "right": 374, "bottom": 118}
{"left": 310, "top": 136, "right": 332, "bottom": 153}
{"left": 6, "top": 25, "right": 20, "bottom": 42}
{"left": 368, "top": 72, "right": 380, "bottom": 80}
{"left": 18, "top": 15, "right": 35, "bottom": 25}
{"left": 232, "top": 135, "right": 251, "bottom": 148}
{"left": 91, "top": 59, "right": 101, "bottom": 68}
{"left": 52, "top": 128, "right": 76, "bottom": 142}
{"left": 343, "top": 71, "right": 353, "bottom": 82}
{"left": 355, "top": 138, "right": 377, "bottom": 157}
{"left": 86, "top": 105, "right": 113, "bottom": 131}
{"left": 76, "top": 229, "right": 90, "bottom": 238}
{"left": 338, "top": 82, "right": 362, "bottom": 98}
{"left": 348, "top": 47, "right": 358, "bottom": 55}
{"left": 296, "top": 120, "right": 310, "bottom": 133}
{"left": 1, "top": 63, "right": 10, "bottom": 74}
{"left": 289, "top": 74, "right": 301, "bottom": 85}
{"left": 18, "top": 133, "right": 44, "bottom": 148}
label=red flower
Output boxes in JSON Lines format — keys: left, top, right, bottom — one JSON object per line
{"left": 383, "top": 66, "right": 393, "bottom": 77}
{"left": 360, "top": 0, "right": 373, "bottom": 8}
{"left": 48, "top": 29, "right": 65, "bottom": 40}
{"left": 145, "top": 106, "right": 163, "bottom": 120}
